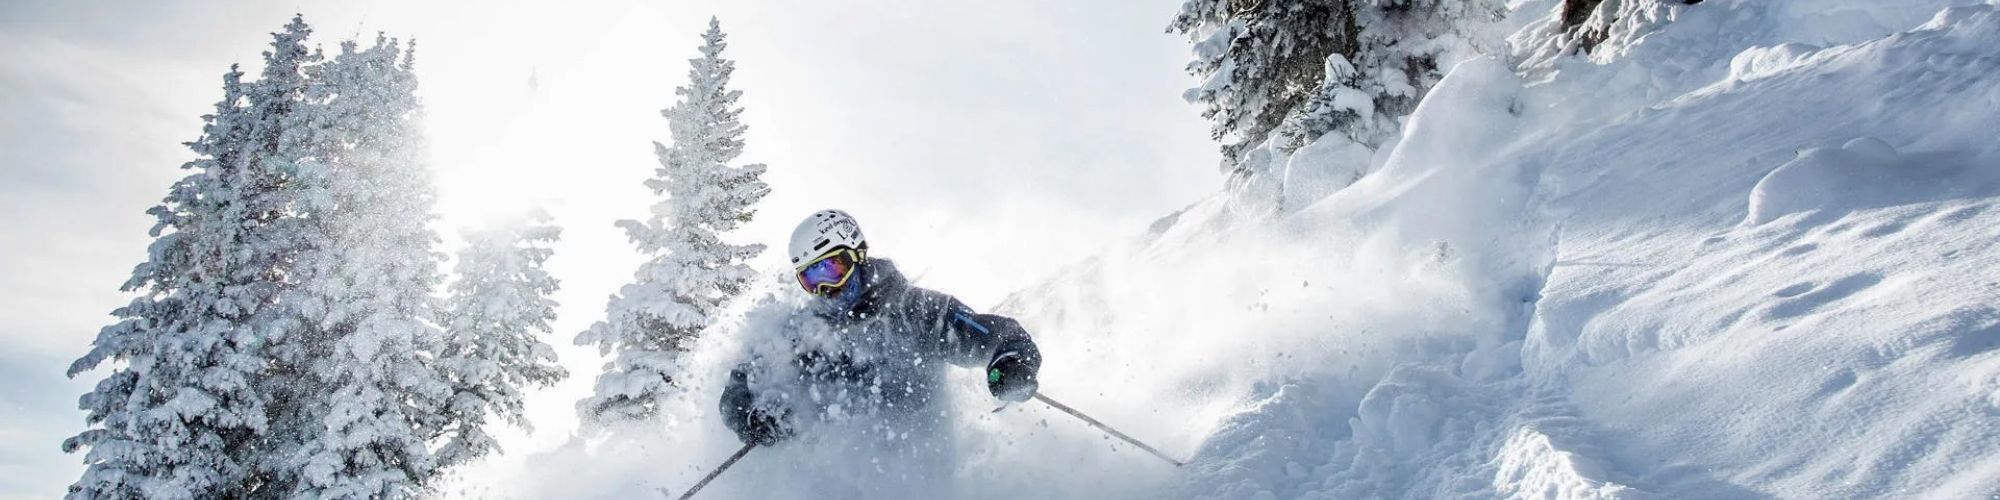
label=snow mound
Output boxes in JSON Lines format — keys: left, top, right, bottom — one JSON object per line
{"left": 1491, "top": 427, "right": 1643, "bottom": 500}
{"left": 1724, "top": 43, "right": 1824, "bottom": 84}
{"left": 1745, "top": 137, "right": 2000, "bottom": 225}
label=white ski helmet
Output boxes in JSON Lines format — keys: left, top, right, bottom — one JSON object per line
{"left": 789, "top": 209, "right": 867, "bottom": 268}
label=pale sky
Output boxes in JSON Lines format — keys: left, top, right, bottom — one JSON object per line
{"left": 0, "top": 1, "right": 1218, "bottom": 496}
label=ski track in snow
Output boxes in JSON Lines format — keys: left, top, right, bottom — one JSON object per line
{"left": 458, "top": 2, "right": 2000, "bottom": 498}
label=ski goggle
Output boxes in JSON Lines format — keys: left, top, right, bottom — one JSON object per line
{"left": 795, "top": 248, "right": 862, "bottom": 295}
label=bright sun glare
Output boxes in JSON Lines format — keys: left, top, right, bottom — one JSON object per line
{"left": 428, "top": 80, "right": 550, "bottom": 229}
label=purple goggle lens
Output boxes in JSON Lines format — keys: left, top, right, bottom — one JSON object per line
{"left": 796, "top": 251, "right": 857, "bottom": 294}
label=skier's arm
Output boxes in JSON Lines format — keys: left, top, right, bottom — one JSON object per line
{"left": 913, "top": 290, "right": 1041, "bottom": 400}
{"left": 961, "top": 310, "right": 1040, "bottom": 402}
{"left": 915, "top": 292, "right": 1039, "bottom": 367}
{"left": 952, "top": 311, "right": 1040, "bottom": 370}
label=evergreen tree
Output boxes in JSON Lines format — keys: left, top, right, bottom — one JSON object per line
{"left": 67, "top": 17, "right": 507, "bottom": 498}
{"left": 576, "top": 17, "right": 771, "bottom": 426}
{"left": 1278, "top": 0, "right": 1506, "bottom": 154}
{"left": 244, "top": 18, "right": 331, "bottom": 497}
{"left": 64, "top": 16, "right": 320, "bottom": 499}
{"left": 436, "top": 209, "right": 567, "bottom": 468}
{"left": 1171, "top": 0, "right": 1502, "bottom": 204}
{"left": 1172, "top": 0, "right": 1360, "bottom": 170}
{"left": 64, "top": 65, "right": 268, "bottom": 500}
{"left": 281, "top": 36, "right": 454, "bottom": 499}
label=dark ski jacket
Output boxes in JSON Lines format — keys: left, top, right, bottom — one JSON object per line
{"left": 719, "top": 258, "right": 1040, "bottom": 438}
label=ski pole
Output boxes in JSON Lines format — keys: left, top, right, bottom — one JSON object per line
{"left": 1033, "top": 393, "right": 1186, "bottom": 467}
{"left": 675, "top": 442, "right": 756, "bottom": 500}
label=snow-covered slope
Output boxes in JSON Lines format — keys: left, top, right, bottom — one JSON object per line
{"left": 1513, "top": 3, "right": 2000, "bottom": 496}
{"left": 489, "top": 2, "right": 2000, "bottom": 498}
{"left": 1168, "top": 2, "right": 2000, "bottom": 496}
{"left": 1008, "top": 1, "right": 2000, "bottom": 498}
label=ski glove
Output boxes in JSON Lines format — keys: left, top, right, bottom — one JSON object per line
{"left": 731, "top": 406, "right": 793, "bottom": 446}
{"left": 987, "top": 350, "right": 1038, "bottom": 403}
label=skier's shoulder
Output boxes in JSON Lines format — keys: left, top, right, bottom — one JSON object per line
{"left": 863, "top": 258, "right": 923, "bottom": 303}
{"left": 867, "top": 258, "right": 908, "bottom": 289}
{"left": 868, "top": 259, "right": 962, "bottom": 310}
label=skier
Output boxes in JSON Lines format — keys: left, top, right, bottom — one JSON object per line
{"left": 718, "top": 209, "right": 1042, "bottom": 446}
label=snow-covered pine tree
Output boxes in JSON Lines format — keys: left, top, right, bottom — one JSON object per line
{"left": 64, "top": 16, "right": 320, "bottom": 499}
{"left": 280, "top": 35, "right": 456, "bottom": 499}
{"left": 243, "top": 20, "right": 338, "bottom": 497}
{"left": 1278, "top": 0, "right": 1506, "bottom": 152}
{"left": 576, "top": 17, "right": 771, "bottom": 426}
{"left": 435, "top": 209, "right": 567, "bottom": 468}
{"left": 1172, "top": 0, "right": 1503, "bottom": 207}
{"left": 64, "top": 65, "right": 269, "bottom": 500}
{"left": 1172, "top": 0, "right": 1360, "bottom": 171}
